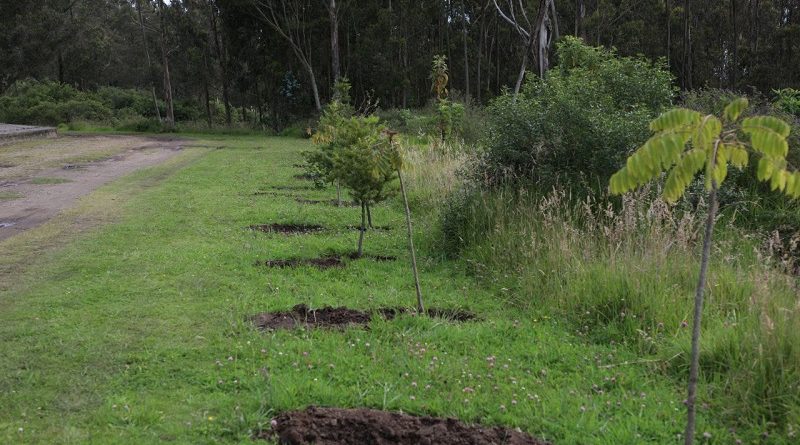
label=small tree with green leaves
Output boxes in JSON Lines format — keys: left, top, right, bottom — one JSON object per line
{"left": 609, "top": 97, "right": 797, "bottom": 445}
{"left": 328, "top": 115, "right": 399, "bottom": 257}
{"left": 429, "top": 55, "right": 463, "bottom": 144}
{"left": 305, "top": 79, "right": 354, "bottom": 204}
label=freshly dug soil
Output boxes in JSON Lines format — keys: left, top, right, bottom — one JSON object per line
{"left": 252, "top": 305, "right": 475, "bottom": 331}
{"left": 252, "top": 304, "right": 371, "bottom": 330}
{"left": 249, "top": 223, "right": 325, "bottom": 234}
{"left": 346, "top": 225, "right": 393, "bottom": 231}
{"left": 256, "top": 256, "right": 344, "bottom": 270}
{"left": 257, "top": 406, "right": 549, "bottom": 445}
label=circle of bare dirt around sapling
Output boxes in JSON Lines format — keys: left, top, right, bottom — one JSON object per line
{"left": 249, "top": 223, "right": 325, "bottom": 235}
{"left": 251, "top": 304, "right": 475, "bottom": 331}
{"left": 347, "top": 252, "right": 397, "bottom": 262}
{"left": 255, "top": 256, "right": 344, "bottom": 270}
{"left": 255, "top": 406, "right": 549, "bottom": 445}
{"left": 346, "top": 224, "right": 392, "bottom": 231}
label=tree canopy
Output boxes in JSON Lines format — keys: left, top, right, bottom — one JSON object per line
{"left": 1, "top": 1, "right": 798, "bottom": 125}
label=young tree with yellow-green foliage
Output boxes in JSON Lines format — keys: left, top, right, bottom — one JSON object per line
{"left": 610, "top": 98, "right": 797, "bottom": 445}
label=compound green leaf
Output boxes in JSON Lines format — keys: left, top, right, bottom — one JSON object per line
{"left": 723, "top": 97, "right": 748, "bottom": 122}
{"left": 649, "top": 108, "right": 702, "bottom": 132}
{"left": 742, "top": 116, "right": 791, "bottom": 138}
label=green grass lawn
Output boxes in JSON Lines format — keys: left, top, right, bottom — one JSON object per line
{"left": 0, "top": 135, "right": 780, "bottom": 444}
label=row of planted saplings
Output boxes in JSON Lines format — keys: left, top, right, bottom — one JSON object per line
{"left": 250, "top": 67, "right": 548, "bottom": 445}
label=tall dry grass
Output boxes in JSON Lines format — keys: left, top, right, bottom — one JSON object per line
{"left": 404, "top": 140, "right": 800, "bottom": 431}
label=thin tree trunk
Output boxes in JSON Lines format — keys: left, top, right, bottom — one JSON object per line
{"left": 476, "top": 14, "right": 484, "bottom": 104}
{"left": 210, "top": 4, "right": 232, "bottom": 127}
{"left": 255, "top": 78, "right": 264, "bottom": 128}
{"left": 513, "top": 36, "right": 535, "bottom": 98}
{"left": 682, "top": 0, "right": 692, "bottom": 90}
{"left": 730, "top": 0, "right": 738, "bottom": 87}
{"left": 667, "top": 0, "right": 672, "bottom": 68}
{"left": 328, "top": 0, "right": 341, "bottom": 82}
{"left": 202, "top": 52, "right": 212, "bottom": 128}
{"left": 461, "top": 0, "right": 470, "bottom": 102}
{"left": 306, "top": 63, "right": 322, "bottom": 111}
{"left": 136, "top": 0, "right": 161, "bottom": 122}
{"left": 158, "top": 0, "right": 175, "bottom": 128}
{"left": 357, "top": 202, "right": 366, "bottom": 258}
{"left": 684, "top": 149, "right": 720, "bottom": 445}
{"left": 398, "top": 169, "right": 424, "bottom": 314}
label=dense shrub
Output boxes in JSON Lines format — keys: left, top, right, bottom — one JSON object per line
{"left": 774, "top": 88, "right": 800, "bottom": 116}
{"left": 0, "top": 80, "right": 111, "bottom": 125}
{"left": 480, "top": 36, "right": 674, "bottom": 185}
{"left": 0, "top": 79, "right": 213, "bottom": 128}
{"left": 680, "top": 88, "right": 800, "bottom": 234}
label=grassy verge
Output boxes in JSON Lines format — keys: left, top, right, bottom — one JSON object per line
{"left": 0, "top": 135, "right": 787, "bottom": 444}
{"left": 438, "top": 168, "right": 799, "bottom": 440}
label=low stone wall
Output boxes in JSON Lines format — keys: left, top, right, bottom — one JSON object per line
{"left": 0, "top": 124, "right": 58, "bottom": 145}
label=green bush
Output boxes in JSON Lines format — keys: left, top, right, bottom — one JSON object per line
{"left": 0, "top": 79, "right": 210, "bottom": 129}
{"left": 774, "top": 88, "right": 800, "bottom": 116}
{"left": 681, "top": 88, "right": 800, "bottom": 233}
{"left": 480, "top": 36, "right": 674, "bottom": 185}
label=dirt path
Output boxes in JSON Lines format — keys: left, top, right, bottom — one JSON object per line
{"left": 0, "top": 135, "right": 186, "bottom": 241}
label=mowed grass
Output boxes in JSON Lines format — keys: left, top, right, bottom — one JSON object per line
{"left": 0, "top": 135, "right": 770, "bottom": 444}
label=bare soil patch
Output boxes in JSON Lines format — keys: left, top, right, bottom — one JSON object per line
{"left": 252, "top": 304, "right": 475, "bottom": 331}
{"left": 249, "top": 223, "right": 325, "bottom": 234}
{"left": 257, "top": 406, "right": 548, "bottom": 445}
{"left": 0, "top": 135, "right": 186, "bottom": 241}
{"left": 252, "top": 304, "right": 370, "bottom": 330}
{"left": 256, "top": 256, "right": 344, "bottom": 270}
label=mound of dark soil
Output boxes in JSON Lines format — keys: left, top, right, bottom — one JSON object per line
{"left": 252, "top": 304, "right": 371, "bottom": 330}
{"left": 252, "top": 305, "right": 475, "bottom": 331}
{"left": 257, "top": 406, "right": 549, "bottom": 445}
{"left": 347, "top": 252, "right": 397, "bottom": 262}
{"left": 346, "top": 225, "right": 393, "bottom": 231}
{"left": 256, "top": 256, "right": 344, "bottom": 270}
{"left": 249, "top": 223, "right": 324, "bottom": 234}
